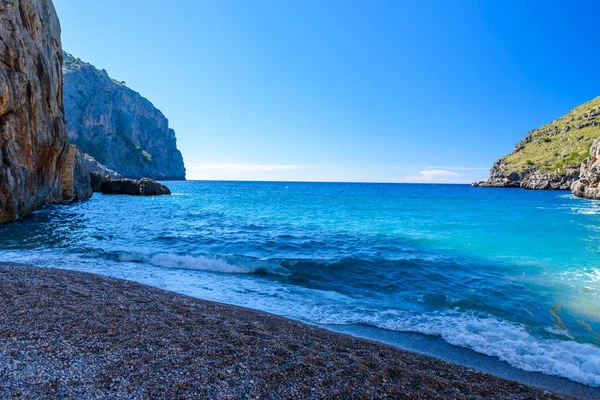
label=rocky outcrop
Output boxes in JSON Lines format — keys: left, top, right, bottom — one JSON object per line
{"left": 476, "top": 97, "right": 600, "bottom": 190}
{"left": 100, "top": 178, "right": 171, "bottom": 196}
{"left": 571, "top": 137, "right": 600, "bottom": 199}
{"left": 0, "top": 0, "right": 91, "bottom": 223}
{"left": 520, "top": 171, "right": 580, "bottom": 190}
{"left": 61, "top": 145, "right": 92, "bottom": 201}
{"left": 81, "top": 153, "right": 122, "bottom": 192}
{"left": 62, "top": 53, "right": 186, "bottom": 181}
{"left": 474, "top": 167, "right": 579, "bottom": 190}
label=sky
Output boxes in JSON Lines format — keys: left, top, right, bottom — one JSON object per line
{"left": 53, "top": 0, "right": 600, "bottom": 183}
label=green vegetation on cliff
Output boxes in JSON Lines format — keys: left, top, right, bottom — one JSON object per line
{"left": 501, "top": 97, "right": 600, "bottom": 174}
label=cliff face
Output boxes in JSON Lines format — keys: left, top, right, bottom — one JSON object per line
{"left": 571, "top": 137, "right": 600, "bottom": 199}
{"left": 475, "top": 97, "right": 600, "bottom": 190}
{"left": 62, "top": 53, "right": 186, "bottom": 180}
{"left": 60, "top": 144, "right": 92, "bottom": 201}
{"left": 0, "top": 0, "right": 90, "bottom": 223}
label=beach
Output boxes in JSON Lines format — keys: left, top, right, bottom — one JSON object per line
{"left": 1, "top": 1, "right": 599, "bottom": 398}
{"left": 0, "top": 263, "right": 571, "bottom": 399}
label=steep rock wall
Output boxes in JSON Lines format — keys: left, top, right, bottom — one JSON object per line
{"left": 0, "top": 0, "right": 70, "bottom": 223}
{"left": 63, "top": 53, "right": 186, "bottom": 180}
{"left": 60, "top": 144, "right": 92, "bottom": 201}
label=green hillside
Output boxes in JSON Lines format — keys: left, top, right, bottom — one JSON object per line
{"left": 500, "top": 97, "right": 600, "bottom": 175}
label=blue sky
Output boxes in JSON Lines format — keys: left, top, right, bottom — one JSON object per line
{"left": 54, "top": 0, "right": 600, "bottom": 182}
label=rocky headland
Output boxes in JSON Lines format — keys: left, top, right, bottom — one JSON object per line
{"left": 475, "top": 97, "right": 600, "bottom": 190}
{"left": 0, "top": 0, "right": 92, "bottom": 223}
{"left": 63, "top": 52, "right": 186, "bottom": 181}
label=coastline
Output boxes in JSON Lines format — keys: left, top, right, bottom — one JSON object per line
{"left": 0, "top": 263, "right": 579, "bottom": 399}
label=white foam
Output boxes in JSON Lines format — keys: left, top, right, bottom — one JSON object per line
{"left": 3, "top": 250, "right": 599, "bottom": 387}
{"left": 544, "top": 326, "right": 575, "bottom": 339}
{"left": 558, "top": 194, "right": 578, "bottom": 200}
{"left": 318, "top": 309, "right": 600, "bottom": 387}
{"left": 149, "top": 254, "right": 249, "bottom": 274}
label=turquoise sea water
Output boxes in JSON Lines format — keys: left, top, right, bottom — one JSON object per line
{"left": 1, "top": 181, "right": 599, "bottom": 386}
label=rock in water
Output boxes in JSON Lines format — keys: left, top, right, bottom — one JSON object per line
{"left": 62, "top": 52, "right": 186, "bottom": 181}
{"left": 0, "top": 0, "right": 91, "bottom": 223}
{"left": 100, "top": 178, "right": 171, "bottom": 196}
{"left": 572, "top": 137, "right": 600, "bottom": 199}
{"left": 82, "top": 153, "right": 123, "bottom": 192}
{"left": 476, "top": 97, "right": 600, "bottom": 190}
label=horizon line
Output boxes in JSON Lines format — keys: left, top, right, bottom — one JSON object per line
{"left": 169, "top": 179, "right": 476, "bottom": 185}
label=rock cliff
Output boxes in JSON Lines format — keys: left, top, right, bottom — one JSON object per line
{"left": 62, "top": 52, "right": 186, "bottom": 180}
{"left": 571, "top": 137, "right": 600, "bottom": 199}
{"left": 60, "top": 144, "right": 92, "bottom": 201}
{"left": 0, "top": 0, "right": 91, "bottom": 223}
{"left": 475, "top": 97, "right": 600, "bottom": 190}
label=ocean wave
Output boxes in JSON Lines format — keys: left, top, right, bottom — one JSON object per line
{"left": 3, "top": 249, "right": 600, "bottom": 386}
{"left": 147, "top": 253, "right": 290, "bottom": 276}
{"left": 149, "top": 254, "right": 249, "bottom": 273}
{"left": 558, "top": 193, "right": 578, "bottom": 200}
{"left": 576, "top": 209, "right": 600, "bottom": 215}
{"left": 318, "top": 309, "right": 600, "bottom": 387}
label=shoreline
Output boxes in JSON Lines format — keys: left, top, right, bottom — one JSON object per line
{"left": 325, "top": 325, "right": 599, "bottom": 400}
{"left": 0, "top": 263, "right": 581, "bottom": 399}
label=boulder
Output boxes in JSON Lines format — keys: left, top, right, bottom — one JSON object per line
{"left": 82, "top": 153, "right": 122, "bottom": 192}
{"left": 100, "top": 178, "right": 171, "bottom": 196}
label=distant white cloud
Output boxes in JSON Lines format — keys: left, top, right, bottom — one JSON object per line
{"left": 404, "top": 169, "right": 462, "bottom": 183}
{"left": 425, "top": 166, "right": 489, "bottom": 171}
{"left": 188, "top": 163, "right": 317, "bottom": 172}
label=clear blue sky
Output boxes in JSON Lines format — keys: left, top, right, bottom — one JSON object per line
{"left": 54, "top": 0, "right": 600, "bottom": 183}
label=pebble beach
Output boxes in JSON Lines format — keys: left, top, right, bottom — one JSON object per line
{"left": 0, "top": 264, "right": 571, "bottom": 399}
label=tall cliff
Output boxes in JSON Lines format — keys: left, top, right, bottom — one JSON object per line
{"left": 0, "top": 0, "right": 90, "bottom": 223}
{"left": 62, "top": 53, "right": 186, "bottom": 180}
{"left": 475, "top": 97, "right": 600, "bottom": 190}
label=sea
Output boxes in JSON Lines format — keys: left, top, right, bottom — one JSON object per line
{"left": 1, "top": 181, "right": 599, "bottom": 390}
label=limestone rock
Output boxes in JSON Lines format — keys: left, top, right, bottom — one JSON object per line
{"left": 475, "top": 168, "right": 578, "bottom": 190}
{"left": 0, "top": 0, "right": 71, "bottom": 223}
{"left": 62, "top": 53, "right": 186, "bottom": 181}
{"left": 61, "top": 145, "right": 92, "bottom": 201}
{"left": 571, "top": 137, "right": 600, "bottom": 199}
{"left": 521, "top": 171, "right": 579, "bottom": 190}
{"left": 100, "top": 178, "right": 171, "bottom": 196}
{"left": 82, "top": 153, "right": 122, "bottom": 192}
